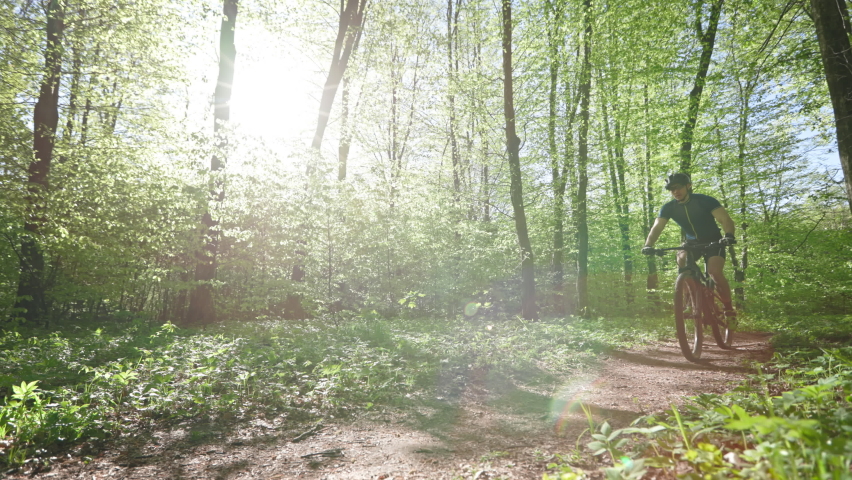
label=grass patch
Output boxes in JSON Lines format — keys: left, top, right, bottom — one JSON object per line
{"left": 0, "top": 314, "right": 663, "bottom": 469}
{"left": 745, "top": 314, "right": 852, "bottom": 350}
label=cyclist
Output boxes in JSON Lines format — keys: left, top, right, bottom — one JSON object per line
{"left": 642, "top": 173, "right": 737, "bottom": 318}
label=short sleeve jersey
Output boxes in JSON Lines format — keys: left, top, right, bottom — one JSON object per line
{"left": 658, "top": 193, "right": 723, "bottom": 242}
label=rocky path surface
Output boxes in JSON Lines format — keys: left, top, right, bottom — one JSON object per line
{"left": 15, "top": 332, "right": 773, "bottom": 479}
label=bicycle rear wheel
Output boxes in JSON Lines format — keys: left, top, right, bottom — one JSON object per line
{"left": 674, "top": 273, "right": 703, "bottom": 361}
{"left": 706, "top": 289, "right": 734, "bottom": 349}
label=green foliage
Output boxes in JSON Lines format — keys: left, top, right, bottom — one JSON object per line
{"left": 0, "top": 379, "right": 106, "bottom": 467}
{"left": 0, "top": 314, "right": 650, "bottom": 467}
{"left": 545, "top": 346, "right": 852, "bottom": 479}
{"left": 0, "top": 0, "right": 845, "bottom": 327}
{"left": 0, "top": 1, "right": 848, "bottom": 473}
{"left": 746, "top": 315, "right": 852, "bottom": 349}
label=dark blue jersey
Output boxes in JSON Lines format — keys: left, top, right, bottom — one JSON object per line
{"left": 658, "top": 193, "right": 723, "bottom": 242}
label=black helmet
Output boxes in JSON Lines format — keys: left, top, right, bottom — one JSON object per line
{"left": 665, "top": 173, "right": 691, "bottom": 190}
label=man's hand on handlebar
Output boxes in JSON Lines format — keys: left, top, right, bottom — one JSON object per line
{"left": 721, "top": 233, "right": 736, "bottom": 246}
{"left": 641, "top": 246, "right": 656, "bottom": 256}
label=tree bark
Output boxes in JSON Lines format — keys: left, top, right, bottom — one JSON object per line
{"left": 186, "top": 0, "right": 237, "bottom": 325}
{"left": 310, "top": 0, "right": 367, "bottom": 163}
{"left": 447, "top": 0, "right": 462, "bottom": 199}
{"left": 731, "top": 86, "right": 752, "bottom": 310}
{"left": 678, "top": 0, "right": 724, "bottom": 174}
{"left": 642, "top": 84, "right": 660, "bottom": 303}
{"left": 601, "top": 98, "right": 633, "bottom": 304}
{"left": 810, "top": 0, "right": 852, "bottom": 214}
{"left": 576, "top": 0, "right": 592, "bottom": 317}
{"left": 546, "top": 0, "right": 565, "bottom": 307}
{"left": 560, "top": 46, "right": 582, "bottom": 315}
{"left": 502, "top": 0, "right": 536, "bottom": 320}
{"left": 338, "top": 77, "right": 351, "bottom": 180}
{"left": 14, "top": 0, "right": 65, "bottom": 323}
{"left": 60, "top": 46, "right": 82, "bottom": 158}
{"left": 296, "top": 0, "right": 367, "bottom": 306}
{"left": 613, "top": 115, "right": 632, "bottom": 303}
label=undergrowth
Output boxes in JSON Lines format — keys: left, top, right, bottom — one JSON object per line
{"left": 747, "top": 314, "right": 852, "bottom": 350}
{"left": 11, "top": 313, "right": 849, "bottom": 479}
{"left": 545, "top": 314, "right": 852, "bottom": 480}
{"left": 0, "top": 314, "right": 659, "bottom": 469}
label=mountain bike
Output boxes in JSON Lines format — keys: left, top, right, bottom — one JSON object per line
{"left": 648, "top": 242, "right": 734, "bottom": 362}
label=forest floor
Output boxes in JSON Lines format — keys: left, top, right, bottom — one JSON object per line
{"left": 12, "top": 332, "right": 774, "bottom": 480}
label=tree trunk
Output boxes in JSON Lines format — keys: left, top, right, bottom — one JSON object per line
{"left": 730, "top": 85, "right": 753, "bottom": 310}
{"left": 601, "top": 98, "right": 633, "bottom": 304}
{"left": 14, "top": 0, "right": 65, "bottom": 324}
{"left": 310, "top": 0, "right": 367, "bottom": 163}
{"left": 447, "top": 0, "right": 462, "bottom": 199}
{"left": 481, "top": 164, "right": 490, "bottom": 221}
{"left": 546, "top": 0, "right": 565, "bottom": 308}
{"left": 186, "top": 0, "right": 238, "bottom": 325}
{"left": 678, "top": 0, "right": 724, "bottom": 174}
{"left": 560, "top": 48, "right": 581, "bottom": 315}
{"left": 642, "top": 84, "right": 660, "bottom": 303}
{"left": 576, "top": 0, "right": 592, "bottom": 317}
{"left": 338, "top": 77, "right": 351, "bottom": 180}
{"left": 296, "top": 0, "right": 367, "bottom": 303}
{"left": 60, "top": 46, "right": 82, "bottom": 161}
{"left": 614, "top": 116, "right": 632, "bottom": 303}
{"left": 390, "top": 58, "right": 399, "bottom": 182}
{"left": 810, "top": 0, "right": 852, "bottom": 214}
{"left": 502, "top": 0, "right": 536, "bottom": 320}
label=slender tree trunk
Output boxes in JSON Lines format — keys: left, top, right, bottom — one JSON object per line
{"left": 310, "top": 0, "right": 367, "bottom": 162}
{"left": 678, "top": 0, "right": 724, "bottom": 174}
{"left": 614, "top": 116, "right": 632, "bottom": 303}
{"left": 472, "top": 22, "right": 490, "bottom": 223}
{"left": 14, "top": 0, "right": 65, "bottom": 323}
{"left": 502, "top": 0, "right": 536, "bottom": 320}
{"left": 295, "top": 0, "right": 367, "bottom": 305}
{"left": 642, "top": 84, "right": 660, "bottom": 302}
{"left": 390, "top": 58, "right": 399, "bottom": 182}
{"left": 338, "top": 77, "right": 351, "bottom": 180}
{"left": 447, "top": 0, "right": 462, "bottom": 199}
{"left": 601, "top": 98, "right": 633, "bottom": 304}
{"left": 560, "top": 51, "right": 581, "bottom": 315}
{"left": 575, "top": 0, "right": 592, "bottom": 317}
{"left": 186, "top": 0, "right": 238, "bottom": 325}
{"left": 80, "top": 96, "right": 92, "bottom": 145}
{"left": 729, "top": 85, "right": 753, "bottom": 310}
{"left": 60, "top": 46, "right": 82, "bottom": 156}
{"left": 481, "top": 164, "right": 490, "bottom": 221}
{"left": 386, "top": 46, "right": 419, "bottom": 193}
{"left": 810, "top": 0, "right": 852, "bottom": 214}
{"left": 546, "top": 0, "right": 565, "bottom": 309}
{"left": 737, "top": 221, "right": 748, "bottom": 308}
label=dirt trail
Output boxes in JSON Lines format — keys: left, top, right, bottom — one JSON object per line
{"left": 14, "top": 332, "right": 773, "bottom": 480}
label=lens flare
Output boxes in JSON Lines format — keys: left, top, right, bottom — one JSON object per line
{"left": 550, "top": 377, "right": 603, "bottom": 434}
{"left": 464, "top": 302, "right": 480, "bottom": 317}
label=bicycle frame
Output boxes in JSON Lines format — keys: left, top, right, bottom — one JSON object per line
{"left": 653, "top": 241, "right": 734, "bottom": 354}
{"left": 653, "top": 242, "right": 722, "bottom": 291}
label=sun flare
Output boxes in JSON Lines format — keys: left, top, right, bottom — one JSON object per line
{"left": 228, "top": 31, "right": 317, "bottom": 143}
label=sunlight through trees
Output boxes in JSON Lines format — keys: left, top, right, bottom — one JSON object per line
{"left": 0, "top": 0, "right": 849, "bottom": 325}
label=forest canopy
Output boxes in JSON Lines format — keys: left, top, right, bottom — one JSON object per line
{"left": 1, "top": 0, "right": 850, "bottom": 326}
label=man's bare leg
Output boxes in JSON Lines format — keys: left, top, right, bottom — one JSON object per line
{"left": 706, "top": 255, "right": 732, "bottom": 310}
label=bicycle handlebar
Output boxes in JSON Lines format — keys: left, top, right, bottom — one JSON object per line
{"left": 647, "top": 241, "right": 725, "bottom": 256}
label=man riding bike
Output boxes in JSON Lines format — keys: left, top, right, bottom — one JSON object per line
{"left": 642, "top": 173, "right": 738, "bottom": 319}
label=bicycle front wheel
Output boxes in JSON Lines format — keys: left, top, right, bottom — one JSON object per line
{"left": 707, "top": 289, "right": 734, "bottom": 349}
{"left": 674, "top": 273, "right": 703, "bottom": 361}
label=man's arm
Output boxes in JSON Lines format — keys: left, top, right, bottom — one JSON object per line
{"left": 711, "top": 207, "right": 735, "bottom": 235}
{"left": 644, "top": 217, "right": 668, "bottom": 247}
